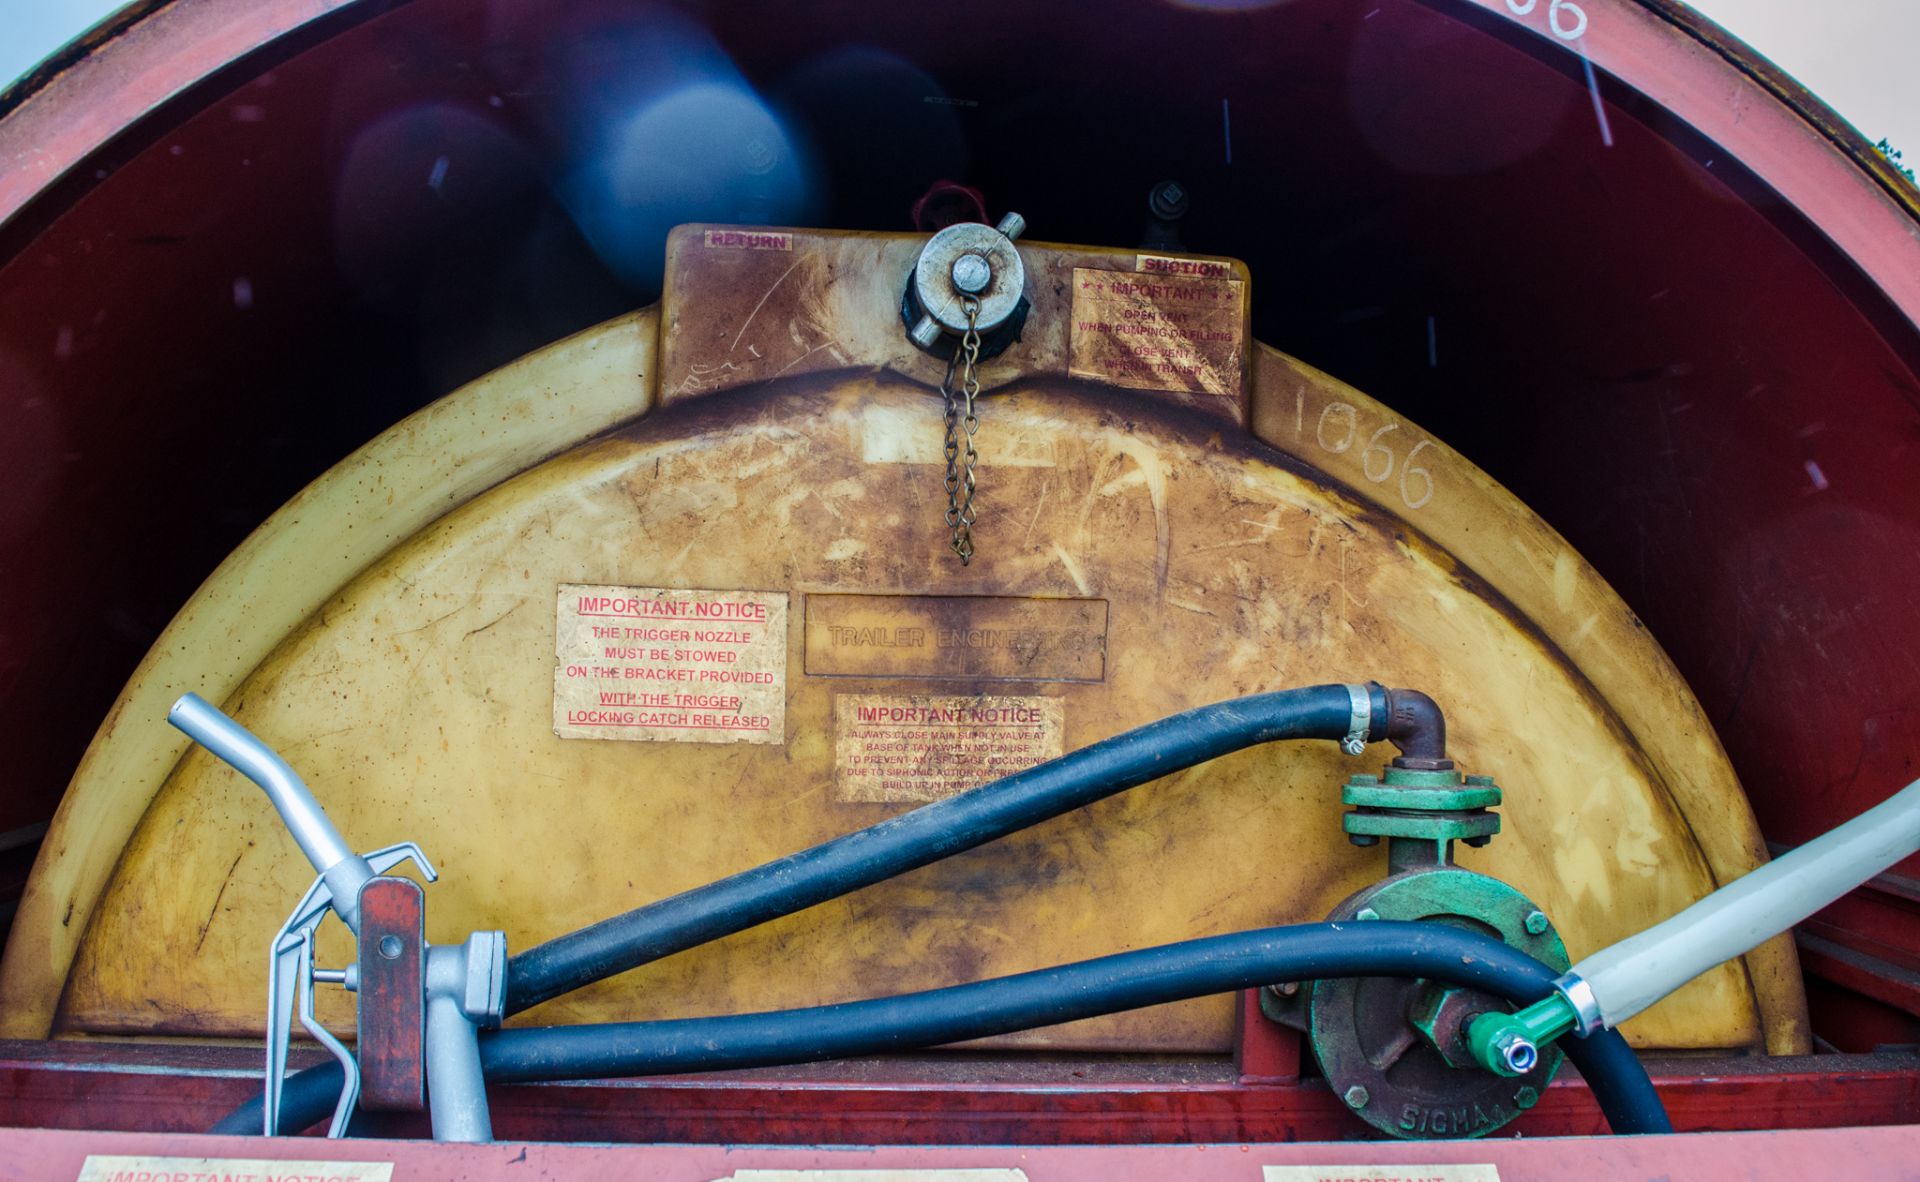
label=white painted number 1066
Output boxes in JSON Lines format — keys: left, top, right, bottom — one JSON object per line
{"left": 1295, "top": 393, "right": 1436, "bottom": 511}
{"left": 1505, "top": 0, "right": 1588, "bottom": 41}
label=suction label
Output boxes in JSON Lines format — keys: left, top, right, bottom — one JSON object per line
{"left": 833, "top": 693, "right": 1064, "bottom": 803}
{"left": 76, "top": 1158, "right": 393, "bottom": 1182}
{"left": 553, "top": 584, "right": 787, "bottom": 744}
{"left": 1135, "top": 253, "right": 1234, "bottom": 279}
{"left": 1069, "top": 267, "right": 1245, "bottom": 398}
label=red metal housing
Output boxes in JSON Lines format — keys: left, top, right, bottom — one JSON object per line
{"left": 1, "top": 0, "right": 1916, "bottom": 1169}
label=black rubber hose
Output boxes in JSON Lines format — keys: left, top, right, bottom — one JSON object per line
{"left": 211, "top": 1059, "right": 344, "bottom": 1136}
{"left": 220, "top": 922, "right": 1669, "bottom": 1136}
{"left": 505, "top": 684, "right": 1385, "bottom": 1014}
{"left": 485, "top": 921, "right": 1670, "bottom": 1134}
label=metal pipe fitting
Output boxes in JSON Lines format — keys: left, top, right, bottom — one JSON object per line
{"left": 1381, "top": 687, "right": 1450, "bottom": 769}
{"left": 423, "top": 932, "right": 505, "bottom": 1143}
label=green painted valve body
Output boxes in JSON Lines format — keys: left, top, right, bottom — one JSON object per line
{"left": 1264, "top": 764, "right": 1569, "bottom": 1140}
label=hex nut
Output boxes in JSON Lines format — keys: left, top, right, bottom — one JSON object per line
{"left": 1493, "top": 1030, "right": 1539, "bottom": 1075}
{"left": 1344, "top": 1085, "right": 1370, "bottom": 1109}
{"left": 1408, "top": 985, "right": 1486, "bottom": 1071}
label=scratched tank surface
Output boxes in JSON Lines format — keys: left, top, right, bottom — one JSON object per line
{"left": 36, "top": 230, "right": 1800, "bottom": 1055}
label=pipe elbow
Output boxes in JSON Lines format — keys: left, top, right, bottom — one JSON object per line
{"left": 1381, "top": 687, "right": 1451, "bottom": 769}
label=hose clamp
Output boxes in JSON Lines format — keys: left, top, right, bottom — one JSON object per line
{"left": 1552, "top": 971, "right": 1604, "bottom": 1037}
{"left": 1340, "top": 683, "right": 1371, "bottom": 757}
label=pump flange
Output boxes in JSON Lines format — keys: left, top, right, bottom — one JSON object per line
{"left": 1266, "top": 763, "right": 1571, "bottom": 1140}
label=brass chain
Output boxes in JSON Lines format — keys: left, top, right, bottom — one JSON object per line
{"left": 941, "top": 298, "right": 984, "bottom": 564}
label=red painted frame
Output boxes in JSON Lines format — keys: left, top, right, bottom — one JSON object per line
{"left": 2, "top": 1022, "right": 1914, "bottom": 1145}
{"left": 8, "top": 1123, "right": 1920, "bottom": 1182}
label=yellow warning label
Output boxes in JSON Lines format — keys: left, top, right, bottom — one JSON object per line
{"left": 77, "top": 1158, "right": 394, "bottom": 1182}
{"left": 553, "top": 584, "right": 787, "bottom": 744}
{"left": 720, "top": 1173, "right": 1028, "bottom": 1182}
{"left": 1262, "top": 1166, "right": 1500, "bottom": 1182}
{"left": 1068, "top": 267, "right": 1245, "bottom": 397}
{"left": 834, "top": 694, "right": 1064, "bottom": 802}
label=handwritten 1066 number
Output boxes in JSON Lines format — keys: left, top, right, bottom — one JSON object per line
{"left": 1293, "top": 390, "right": 1437, "bottom": 511}
{"left": 1505, "top": 0, "right": 1588, "bottom": 41}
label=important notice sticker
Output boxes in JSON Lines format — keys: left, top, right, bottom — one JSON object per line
{"left": 1261, "top": 1167, "right": 1500, "bottom": 1182}
{"left": 554, "top": 584, "right": 787, "bottom": 744}
{"left": 77, "top": 1158, "right": 393, "bottom": 1182}
{"left": 834, "top": 694, "right": 1063, "bottom": 803}
{"left": 720, "top": 1173, "right": 1029, "bottom": 1182}
{"left": 1069, "top": 267, "right": 1245, "bottom": 397}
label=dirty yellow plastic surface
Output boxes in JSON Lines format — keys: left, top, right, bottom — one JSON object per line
{"left": 61, "top": 380, "right": 1774, "bottom": 1052}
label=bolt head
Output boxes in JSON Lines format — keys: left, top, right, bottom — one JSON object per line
{"left": 1354, "top": 907, "right": 1381, "bottom": 922}
{"left": 1523, "top": 909, "right": 1550, "bottom": 936}
{"left": 1347, "top": 832, "right": 1379, "bottom": 847}
{"left": 950, "top": 252, "right": 992, "bottom": 295}
{"left": 1343, "top": 1084, "right": 1370, "bottom": 1109}
{"left": 1148, "top": 180, "right": 1190, "bottom": 220}
{"left": 1514, "top": 1085, "right": 1539, "bottom": 1109}
{"left": 741, "top": 135, "right": 779, "bottom": 176}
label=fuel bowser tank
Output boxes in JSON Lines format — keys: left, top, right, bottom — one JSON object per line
{"left": 2, "top": 222, "right": 1806, "bottom": 1068}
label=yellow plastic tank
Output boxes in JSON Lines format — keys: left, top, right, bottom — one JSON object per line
{"left": 1, "top": 226, "right": 1805, "bottom": 1058}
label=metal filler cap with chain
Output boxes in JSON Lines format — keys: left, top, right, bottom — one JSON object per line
{"left": 906, "top": 212, "right": 1026, "bottom": 564}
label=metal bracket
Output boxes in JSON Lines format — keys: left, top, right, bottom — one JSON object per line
{"left": 264, "top": 842, "right": 435, "bottom": 1137}
{"left": 357, "top": 876, "right": 428, "bottom": 1111}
